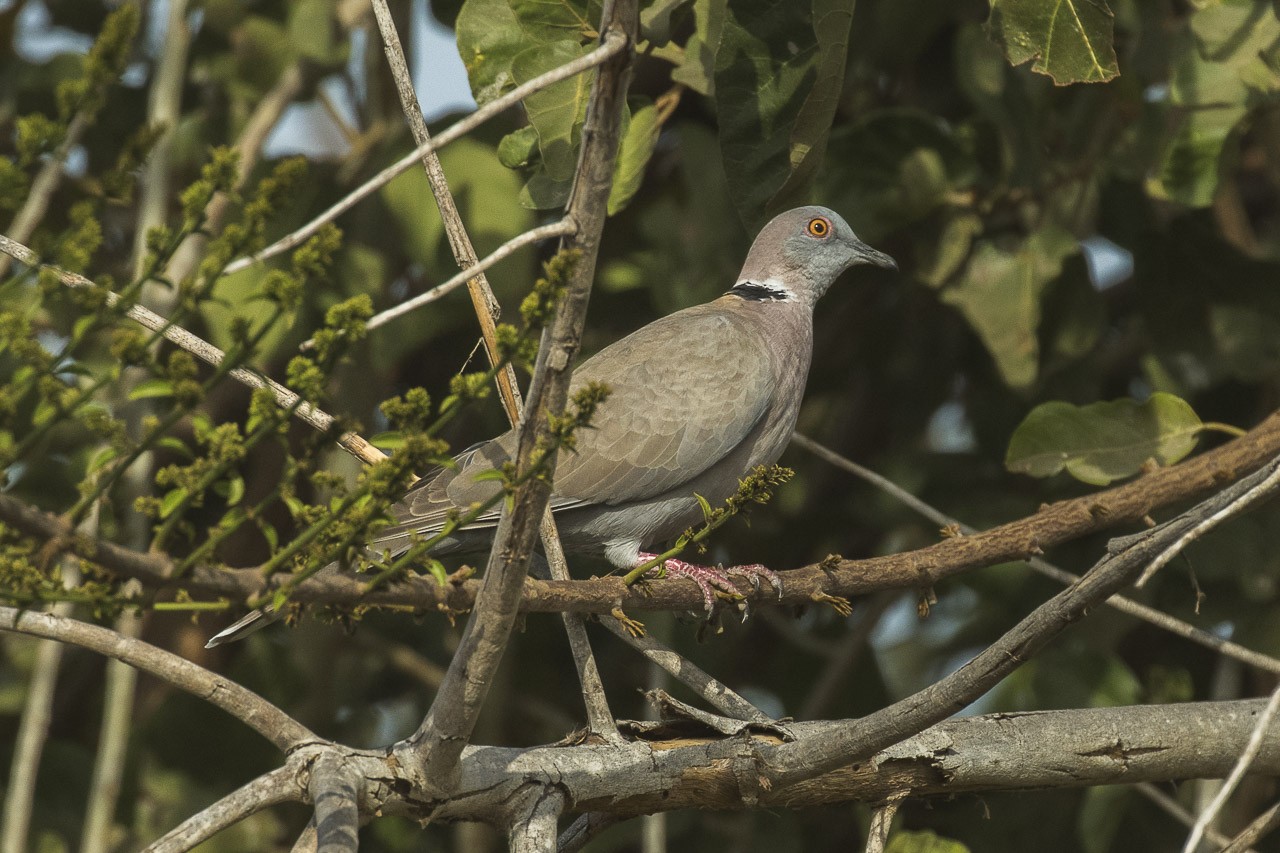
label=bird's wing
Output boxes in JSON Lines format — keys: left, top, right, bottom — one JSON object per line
{"left": 370, "top": 303, "right": 774, "bottom": 553}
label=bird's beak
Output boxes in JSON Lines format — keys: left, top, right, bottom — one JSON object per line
{"left": 852, "top": 241, "right": 897, "bottom": 272}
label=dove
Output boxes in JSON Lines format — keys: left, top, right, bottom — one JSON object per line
{"left": 206, "top": 206, "right": 895, "bottom": 647}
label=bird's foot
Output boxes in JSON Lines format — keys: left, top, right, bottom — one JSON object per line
{"left": 637, "top": 553, "right": 783, "bottom": 614}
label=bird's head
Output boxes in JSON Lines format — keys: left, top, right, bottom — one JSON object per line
{"left": 735, "top": 206, "right": 896, "bottom": 305}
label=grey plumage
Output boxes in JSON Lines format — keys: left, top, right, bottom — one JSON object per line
{"left": 205, "top": 206, "right": 894, "bottom": 647}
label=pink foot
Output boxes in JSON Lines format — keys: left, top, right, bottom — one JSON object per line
{"left": 638, "top": 553, "right": 783, "bottom": 614}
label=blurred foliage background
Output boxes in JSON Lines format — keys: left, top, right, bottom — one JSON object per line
{"left": 4, "top": 0, "right": 1280, "bottom": 851}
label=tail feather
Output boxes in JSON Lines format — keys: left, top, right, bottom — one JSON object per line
{"left": 205, "top": 607, "right": 281, "bottom": 648}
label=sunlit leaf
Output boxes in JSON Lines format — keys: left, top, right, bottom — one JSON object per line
{"left": 128, "top": 378, "right": 174, "bottom": 400}
{"left": 608, "top": 99, "right": 661, "bottom": 215}
{"left": 1005, "top": 392, "right": 1204, "bottom": 485}
{"left": 986, "top": 0, "right": 1119, "bottom": 85}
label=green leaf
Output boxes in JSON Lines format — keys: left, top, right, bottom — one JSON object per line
{"left": 159, "top": 487, "right": 189, "bottom": 519}
{"left": 497, "top": 126, "right": 540, "bottom": 169}
{"left": 641, "top": 0, "right": 695, "bottom": 47}
{"left": 886, "top": 830, "right": 972, "bottom": 853}
{"left": 369, "top": 431, "right": 406, "bottom": 451}
{"left": 1005, "top": 392, "right": 1205, "bottom": 486}
{"left": 88, "top": 446, "right": 118, "bottom": 473}
{"left": 608, "top": 99, "right": 661, "bottom": 215}
{"left": 214, "top": 475, "right": 245, "bottom": 507}
{"left": 986, "top": 0, "right": 1119, "bottom": 85}
{"left": 510, "top": 0, "right": 601, "bottom": 42}
{"left": 671, "top": 0, "right": 727, "bottom": 95}
{"left": 127, "top": 378, "right": 174, "bottom": 401}
{"left": 287, "top": 0, "right": 345, "bottom": 65}
{"left": 512, "top": 39, "right": 592, "bottom": 181}
{"left": 942, "top": 227, "right": 1077, "bottom": 389}
{"left": 714, "top": 0, "right": 851, "bottom": 222}
{"left": 455, "top": 0, "right": 526, "bottom": 103}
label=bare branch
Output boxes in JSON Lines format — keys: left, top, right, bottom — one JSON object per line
{"left": 142, "top": 764, "right": 305, "bottom": 853}
{"left": 791, "top": 432, "right": 1280, "bottom": 676}
{"left": 557, "top": 813, "right": 624, "bottom": 853}
{"left": 368, "top": 0, "right": 615, "bottom": 739}
{"left": 509, "top": 787, "right": 565, "bottom": 853}
{"left": 405, "top": 0, "right": 636, "bottom": 792}
{"left": 864, "top": 797, "right": 903, "bottom": 853}
{"left": 0, "top": 606, "right": 318, "bottom": 750}
{"left": 310, "top": 754, "right": 362, "bottom": 853}
{"left": 1222, "top": 798, "right": 1280, "bottom": 853}
{"left": 760, "top": 454, "right": 1280, "bottom": 788}
{"left": 1135, "top": 783, "right": 1241, "bottom": 852}
{"left": 357, "top": 219, "right": 578, "bottom": 338}
{"left": 598, "top": 616, "right": 773, "bottom": 723}
{"left": 0, "top": 235, "right": 387, "bottom": 468}
{"left": 1182, "top": 681, "right": 1280, "bottom": 851}
{"left": 223, "top": 32, "right": 628, "bottom": 276}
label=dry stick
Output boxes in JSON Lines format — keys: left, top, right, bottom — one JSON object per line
{"left": 1182, "top": 680, "right": 1280, "bottom": 852}
{"left": 140, "top": 764, "right": 305, "bottom": 853}
{"left": 597, "top": 617, "right": 772, "bottom": 722}
{"left": 405, "top": 0, "right": 636, "bottom": 794}
{"left": 1136, "top": 783, "right": 1242, "bottom": 852}
{"left": 0, "top": 606, "right": 317, "bottom": 750}
{"left": 357, "top": 218, "right": 578, "bottom": 336}
{"left": 791, "top": 432, "right": 1280, "bottom": 677}
{"left": 367, "top": 0, "right": 616, "bottom": 738}
{"left": 763, "top": 455, "right": 1280, "bottom": 789}
{"left": 1221, "top": 798, "right": 1280, "bottom": 853}
{"left": 221, "top": 31, "right": 627, "bottom": 277}
{"left": 0, "top": 235, "right": 387, "bottom": 468}
{"left": 309, "top": 754, "right": 362, "bottom": 853}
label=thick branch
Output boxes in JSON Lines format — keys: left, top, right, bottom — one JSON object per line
{"left": 310, "top": 754, "right": 362, "bottom": 853}
{"left": 405, "top": 0, "right": 636, "bottom": 791}
{"left": 0, "top": 607, "right": 318, "bottom": 751}
{"left": 509, "top": 786, "right": 565, "bottom": 853}
{"left": 760, "top": 455, "right": 1280, "bottom": 787}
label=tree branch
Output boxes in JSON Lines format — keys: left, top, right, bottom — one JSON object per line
{"left": 0, "top": 234, "right": 387, "bottom": 468}
{"left": 791, "top": 432, "right": 1280, "bottom": 675}
{"left": 309, "top": 753, "right": 362, "bottom": 853}
{"left": 222, "top": 32, "right": 628, "bottom": 276}
{"left": 760, "top": 454, "right": 1280, "bottom": 788}
{"left": 141, "top": 764, "right": 305, "bottom": 853}
{"left": 509, "top": 786, "right": 565, "bottom": 853}
{"left": 0, "top": 607, "right": 318, "bottom": 751}
{"left": 404, "top": 0, "right": 636, "bottom": 792}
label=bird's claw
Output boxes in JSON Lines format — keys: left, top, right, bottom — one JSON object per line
{"left": 635, "top": 553, "right": 783, "bottom": 616}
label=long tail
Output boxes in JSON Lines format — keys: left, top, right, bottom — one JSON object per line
{"left": 205, "top": 607, "right": 282, "bottom": 648}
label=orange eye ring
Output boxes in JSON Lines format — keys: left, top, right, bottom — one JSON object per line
{"left": 806, "top": 217, "right": 831, "bottom": 238}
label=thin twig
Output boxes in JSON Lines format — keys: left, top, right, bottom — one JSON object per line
{"left": 1221, "top": 797, "right": 1280, "bottom": 853}
{"left": 356, "top": 218, "right": 578, "bottom": 337}
{"left": 0, "top": 606, "right": 318, "bottom": 750}
{"left": 1182, "top": 680, "right": 1280, "bottom": 852}
{"left": 0, "top": 235, "right": 387, "bottom": 468}
{"left": 598, "top": 616, "right": 773, "bottom": 722}
{"left": 1135, "top": 783, "right": 1242, "bottom": 852}
{"left": 791, "top": 432, "right": 1280, "bottom": 676}
{"left": 222, "top": 31, "right": 627, "bottom": 276}
{"left": 141, "top": 764, "right": 305, "bottom": 853}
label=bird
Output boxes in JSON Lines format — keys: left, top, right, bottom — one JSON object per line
{"left": 205, "top": 206, "right": 895, "bottom": 647}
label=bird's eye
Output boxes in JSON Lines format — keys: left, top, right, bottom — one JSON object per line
{"left": 806, "top": 217, "right": 831, "bottom": 238}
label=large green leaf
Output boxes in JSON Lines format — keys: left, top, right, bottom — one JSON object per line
{"left": 511, "top": 39, "right": 592, "bottom": 208}
{"left": 713, "top": 0, "right": 852, "bottom": 224}
{"left": 1148, "top": 3, "right": 1280, "bottom": 206}
{"left": 986, "top": 0, "right": 1119, "bottom": 85}
{"left": 942, "top": 227, "right": 1076, "bottom": 390}
{"left": 454, "top": 0, "right": 530, "bottom": 103}
{"left": 670, "top": 0, "right": 727, "bottom": 95}
{"left": 1005, "top": 392, "right": 1205, "bottom": 485}
{"left": 608, "top": 99, "right": 661, "bottom": 215}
